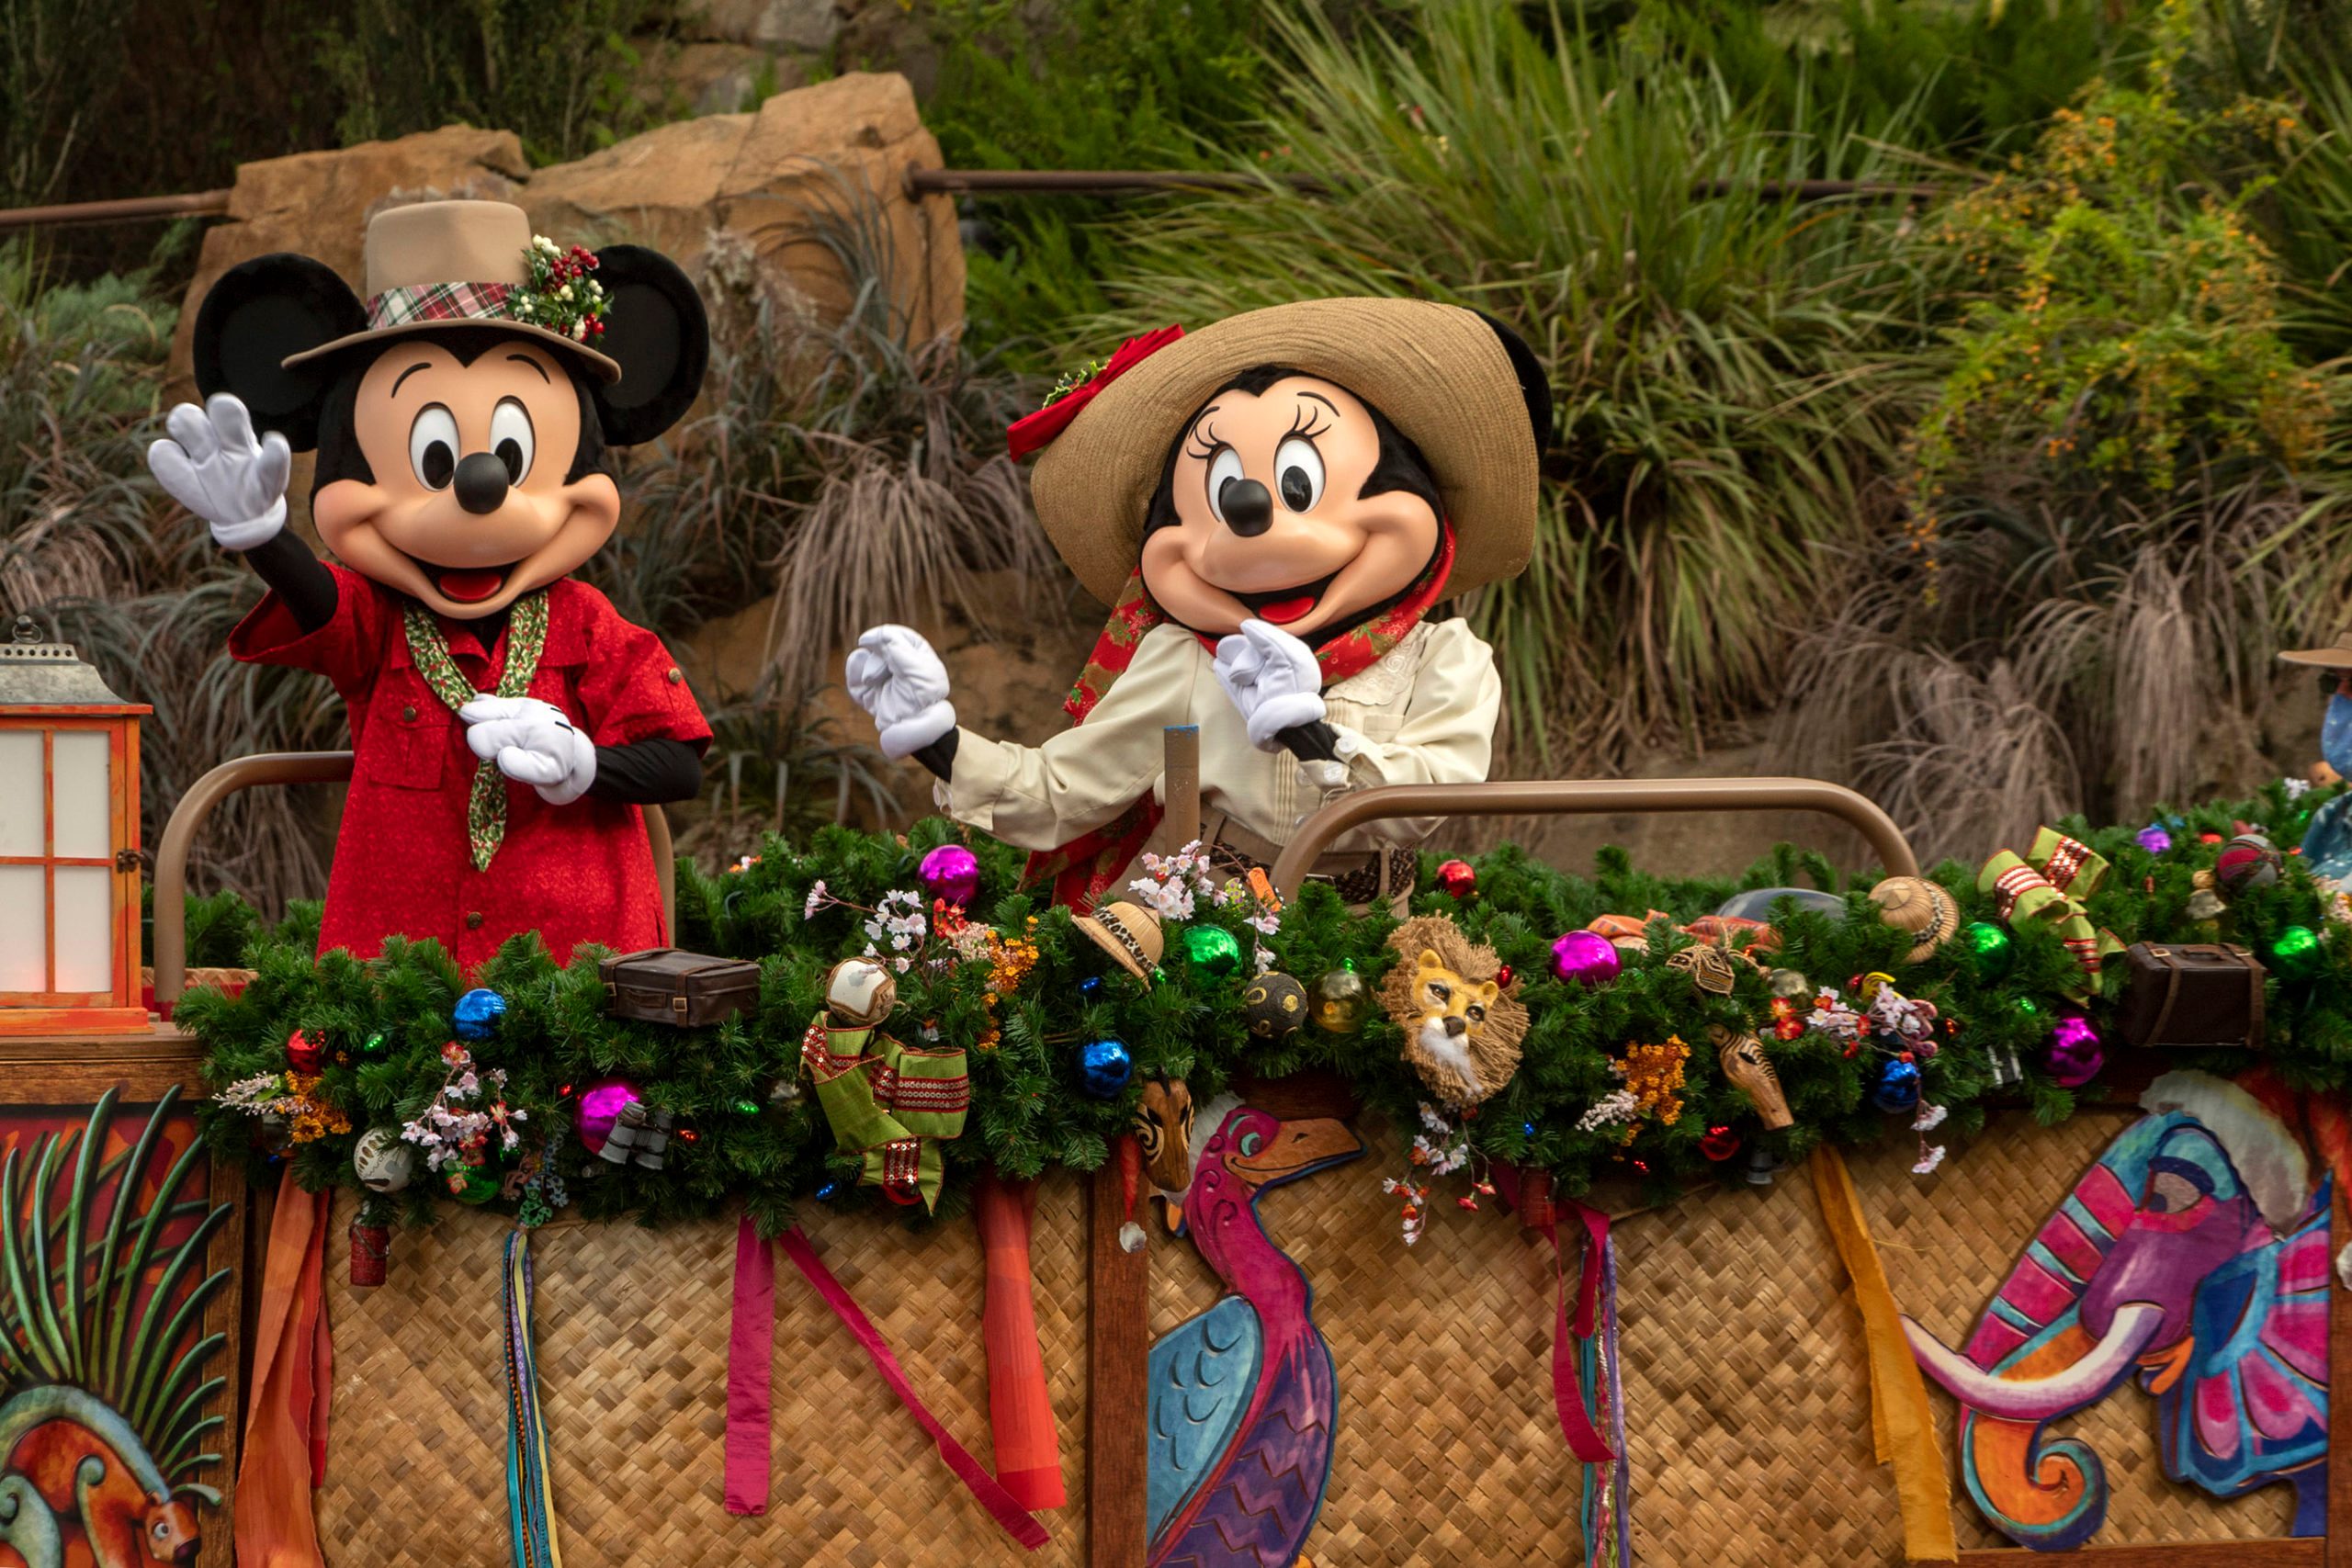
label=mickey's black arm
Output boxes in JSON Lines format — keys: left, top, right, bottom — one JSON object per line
{"left": 590, "top": 739, "right": 705, "bottom": 805}
{"left": 241, "top": 529, "right": 339, "bottom": 634}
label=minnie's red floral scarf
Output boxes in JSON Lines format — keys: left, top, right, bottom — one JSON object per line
{"left": 1024, "top": 525, "right": 1457, "bottom": 908}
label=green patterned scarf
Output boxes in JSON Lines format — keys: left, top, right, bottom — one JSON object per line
{"left": 402, "top": 592, "right": 549, "bottom": 871}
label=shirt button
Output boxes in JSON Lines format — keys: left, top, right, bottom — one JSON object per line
{"left": 465, "top": 911, "right": 485, "bottom": 931}
{"left": 666, "top": 667, "right": 684, "bottom": 684}
{"left": 402, "top": 705, "right": 418, "bottom": 721}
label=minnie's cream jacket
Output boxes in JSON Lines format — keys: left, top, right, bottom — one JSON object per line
{"left": 937, "top": 618, "right": 1501, "bottom": 854}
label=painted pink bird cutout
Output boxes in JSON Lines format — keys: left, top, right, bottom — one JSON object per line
{"left": 1143, "top": 1097, "right": 1363, "bottom": 1568}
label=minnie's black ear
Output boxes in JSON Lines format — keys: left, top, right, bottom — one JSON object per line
{"left": 590, "top": 245, "right": 709, "bottom": 446}
{"left": 191, "top": 254, "right": 367, "bottom": 452}
{"left": 1474, "top": 310, "right": 1553, "bottom": 457}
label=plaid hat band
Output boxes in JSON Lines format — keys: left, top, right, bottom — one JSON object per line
{"left": 367, "top": 280, "right": 517, "bottom": 332}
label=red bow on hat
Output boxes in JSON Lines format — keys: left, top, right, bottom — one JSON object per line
{"left": 1005, "top": 324, "right": 1183, "bottom": 460}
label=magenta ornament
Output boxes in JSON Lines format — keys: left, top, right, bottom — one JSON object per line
{"left": 919, "top": 843, "right": 982, "bottom": 908}
{"left": 2136, "top": 824, "right": 2173, "bottom": 855}
{"left": 1550, "top": 930, "right": 1623, "bottom": 988}
{"left": 2046, "top": 1011, "right": 2105, "bottom": 1089}
{"left": 575, "top": 1078, "right": 643, "bottom": 1157}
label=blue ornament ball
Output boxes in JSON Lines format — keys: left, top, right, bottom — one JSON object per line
{"left": 453, "top": 987, "right": 507, "bottom": 1042}
{"left": 1871, "top": 1056, "right": 1922, "bottom": 1113}
{"left": 1077, "top": 1038, "right": 1134, "bottom": 1099}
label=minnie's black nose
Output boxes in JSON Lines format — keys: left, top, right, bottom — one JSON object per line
{"left": 1219, "top": 478, "right": 1273, "bottom": 536}
{"left": 453, "top": 452, "right": 510, "bottom": 515}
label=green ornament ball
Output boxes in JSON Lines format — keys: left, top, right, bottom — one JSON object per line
{"left": 1309, "top": 967, "right": 1370, "bottom": 1035}
{"left": 1243, "top": 972, "right": 1309, "bottom": 1045}
{"left": 2270, "top": 924, "right": 2324, "bottom": 979}
{"left": 1181, "top": 923, "right": 1243, "bottom": 978}
{"left": 1962, "top": 921, "right": 2010, "bottom": 969}
{"left": 446, "top": 1164, "right": 502, "bottom": 1206}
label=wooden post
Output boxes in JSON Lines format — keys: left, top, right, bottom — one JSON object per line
{"left": 2329, "top": 1175, "right": 2352, "bottom": 1568}
{"left": 1089, "top": 1154, "right": 1149, "bottom": 1565}
{"left": 1149, "top": 724, "right": 1201, "bottom": 858}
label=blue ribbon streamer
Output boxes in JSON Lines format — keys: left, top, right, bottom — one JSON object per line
{"left": 503, "top": 1228, "right": 564, "bottom": 1568}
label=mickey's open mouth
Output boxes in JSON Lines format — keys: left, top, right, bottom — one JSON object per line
{"left": 405, "top": 555, "right": 516, "bottom": 604}
{"left": 1232, "top": 572, "right": 1339, "bottom": 626}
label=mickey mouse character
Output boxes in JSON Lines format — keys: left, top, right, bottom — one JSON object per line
{"left": 846, "top": 299, "right": 1546, "bottom": 909}
{"left": 148, "top": 200, "right": 711, "bottom": 967}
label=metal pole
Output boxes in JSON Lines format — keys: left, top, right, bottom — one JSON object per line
{"left": 0, "top": 189, "right": 232, "bottom": 233}
{"left": 1269, "top": 775, "right": 1922, "bottom": 902}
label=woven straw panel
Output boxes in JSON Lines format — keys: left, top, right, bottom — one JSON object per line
{"left": 316, "top": 1109, "right": 2302, "bottom": 1565}
{"left": 316, "top": 1181, "right": 1091, "bottom": 1567}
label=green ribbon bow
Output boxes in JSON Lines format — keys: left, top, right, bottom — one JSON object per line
{"left": 801, "top": 1016, "right": 969, "bottom": 1213}
{"left": 1977, "top": 826, "right": 2124, "bottom": 1003}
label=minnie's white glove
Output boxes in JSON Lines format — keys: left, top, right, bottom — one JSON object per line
{"left": 146, "top": 393, "right": 292, "bottom": 551}
{"left": 845, "top": 625, "right": 956, "bottom": 759}
{"left": 1212, "top": 619, "right": 1326, "bottom": 751}
{"left": 459, "top": 696, "right": 597, "bottom": 805}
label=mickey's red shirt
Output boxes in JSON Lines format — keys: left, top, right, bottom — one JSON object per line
{"left": 230, "top": 566, "right": 710, "bottom": 969}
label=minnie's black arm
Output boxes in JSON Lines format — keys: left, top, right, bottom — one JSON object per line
{"left": 589, "top": 739, "right": 705, "bottom": 805}
{"left": 241, "top": 529, "right": 339, "bottom": 633}
{"left": 912, "top": 729, "right": 960, "bottom": 781}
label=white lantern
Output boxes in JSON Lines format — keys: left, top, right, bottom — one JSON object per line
{"left": 0, "top": 615, "right": 150, "bottom": 1033}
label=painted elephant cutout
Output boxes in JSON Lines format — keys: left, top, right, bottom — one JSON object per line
{"left": 1905, "top": 1069, "right": 2329, "bottom": 1550}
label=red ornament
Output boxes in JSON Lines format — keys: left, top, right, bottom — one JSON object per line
{"left": 1436, "top": 859, "right": 1478, "bottom": 898}
{"left": 2199, "top": 832, "right": 2223, "bottom": 844}
{"left": 1006, "top": 325, "right": 1184, "bottom": 459}
{"left": 1495, "top": 964, "right": 1514, "bottom": 989}
{"left": 286, "top": 1030, "right": 325, "bottom": 1075}
{"left": 1700, "top": 1125, "right": 1742, "bottom": 1161}
{"left": 350, "top": 1219, "right": 390, "bottom": 1289}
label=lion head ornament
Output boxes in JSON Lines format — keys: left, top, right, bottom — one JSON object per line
{"left": 1378, "top": 915, "right": 1528, "bottom": 1107}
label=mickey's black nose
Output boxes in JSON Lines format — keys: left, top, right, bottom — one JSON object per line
{"left": 1219, "top": 478, "right": 1273, "bottom": 536}
{"left": 453, "top": 452, "right": 510, "bottom": 515}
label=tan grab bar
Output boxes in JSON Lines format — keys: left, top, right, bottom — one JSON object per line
{"left": 1270, "top": 776, "right": 1920, "bottom": 902}
{"left": 151, "top": 750, "right": 675, "bottom": 1006}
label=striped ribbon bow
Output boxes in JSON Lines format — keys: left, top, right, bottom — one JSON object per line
{"left": 1977, "top": 827, "right": 2124, "bottom": 1001}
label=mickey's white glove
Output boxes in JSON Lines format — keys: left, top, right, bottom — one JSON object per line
{"left": 147, "top": 393, "right": 292, "bottom": 551}
{"left": 1212, "top": 619, "right": 1326, "bottom": 751}
{"left": 459, "top": 696, "right": 597, "bottom": 806}
{"left": 845, "top": 625, "right": 956, "bottom": 759}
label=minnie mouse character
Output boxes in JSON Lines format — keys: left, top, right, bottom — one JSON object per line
{"left": 148, "top": 200, "right": 711, "bottom": 967}
{"left": 846, "top": 299, "right": 1546, "bottom": 909}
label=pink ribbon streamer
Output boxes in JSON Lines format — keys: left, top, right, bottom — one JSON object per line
{"left": 724, "top": 1217, "right": 777, "bottom": 1515}
{"left": 775, "top": 1226, "right": 1050, "bottom": 1551}
{"left": 1496, "top": 1166, "right": 1615, "bottom": 1463}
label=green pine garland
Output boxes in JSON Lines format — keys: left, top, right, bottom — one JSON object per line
{"left": 180, "top": 783, "right": 2352, "bottom": 1237}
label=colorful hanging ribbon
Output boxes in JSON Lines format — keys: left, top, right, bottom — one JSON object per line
{"left": 1498, "top": 1167, "right": 1617, "bottom": 1464}
{"left": 1977, "top": 827, "right": 2123, "bottom": 1001}
{"left": 1810, "top": 1147, "right": 1956, "bottom": 1562}
{"left": 724, "top": 1221, "right": 1049, "bottom": 1550}
{"left": 235, "top": 1169, "right": 330, "bottom": 1568}
{"left": 503, "top": 1229, "right": 563, "bottom": 1568}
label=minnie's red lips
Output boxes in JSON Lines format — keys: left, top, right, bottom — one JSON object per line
{"left": 435, "top": 567, "right": 507, "bottom": 603}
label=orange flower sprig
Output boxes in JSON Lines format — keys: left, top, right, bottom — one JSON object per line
{"left": 1620, "top": 1036, "right": 1690, "bottom": 1128}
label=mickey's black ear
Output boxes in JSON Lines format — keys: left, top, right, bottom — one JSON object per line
{"left": 590, "top": 245, "right": 708, "bottom": 446}
{"left": 1474, "top": 310, "right": 1553, "bottom": 457}
{"left": 191, "top": 254, "right": 366, "bottom": 452}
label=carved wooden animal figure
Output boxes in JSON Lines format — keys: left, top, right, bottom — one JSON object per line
{"left": 0, "top": 1390, "right": 198, "bottom": 1566}
{"left": 1377, "top": 915, "right": 1526, "bottom": 1107}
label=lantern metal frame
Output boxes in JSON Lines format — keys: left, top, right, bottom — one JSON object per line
{"left": 0, "top": 618, "right": 151, "bottom": 1034}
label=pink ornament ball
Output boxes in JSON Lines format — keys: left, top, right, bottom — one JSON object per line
{"left": 2046, "top": 1011, "right": 2104, "bottom": 1089}
{"left": 919, "top": 843, "right": 983, "bottom": 908}
{"left": 1551, "top": 930, "right": 1623, "bottom": 988}
{"left": 575, "top": 1078, "right": 643, "bottom": 1157}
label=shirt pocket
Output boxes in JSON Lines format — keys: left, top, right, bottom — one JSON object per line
{"left": 363, "top": 701, "right": 450, "bottom": 791}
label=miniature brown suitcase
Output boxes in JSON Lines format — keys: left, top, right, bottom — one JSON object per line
{"left": 2114, "top": 941, "right": 2266, "bottom": 1048}
{"left": 600, "top": 948, "right": 761, "bottom": 1027}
